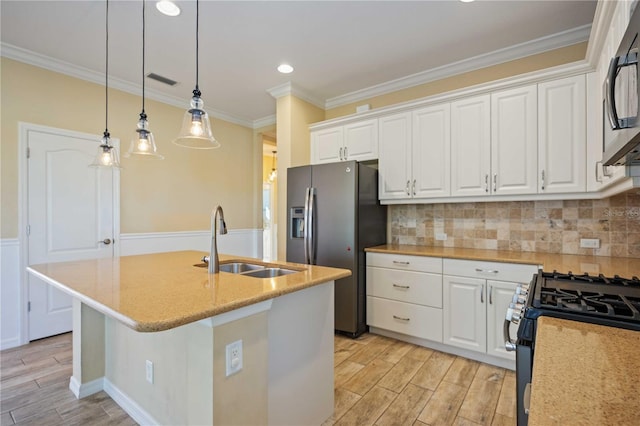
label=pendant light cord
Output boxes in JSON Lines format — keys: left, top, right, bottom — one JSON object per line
{"left": 193, "top": 0, "right": 201, "bottom": 97}
{"left": 104, "top": 0, "right": 110, "bottom": 138}
{"left": 141, "top": 0, "right": 146, "bottom": 118}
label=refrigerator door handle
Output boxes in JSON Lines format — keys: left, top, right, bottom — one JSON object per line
{"left": 303, "top": 187, "right": 311, "bottom": 264}
{"left": 308, "top": 187, "right": 316, "bottom": 264}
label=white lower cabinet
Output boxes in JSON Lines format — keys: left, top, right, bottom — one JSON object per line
{"left": 443, "top": 259, "right": 539, "bottom": 361}
{"left": 366, "top": 253, "right": 443, "bottom": 342}
{"left": 366, "top": 252, "right": 539, "bottom": 367}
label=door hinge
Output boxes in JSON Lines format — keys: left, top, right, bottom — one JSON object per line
{"left": 26, "top": 147, "right": 30, "bottom": 159}
{"left": 26, "top": 225, "right": 31, "bottom": 236}
{"left": 28, "top": 301, "right": 31, "bottom": 312}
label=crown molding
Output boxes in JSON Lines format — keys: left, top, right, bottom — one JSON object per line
{"left": 325, "top": 24, "right": 592, "bottom": 109}
{"left": 252, "top": 115, "right": 276, "bottom": 129}
{"left": 266, "top": 82, "right": 325, "bottom": 109}
{"left": 585, "top": 0, "right": 618, "bottom": 67}
{"left": 1, "top": 42, "right": 256, "bottom": 129}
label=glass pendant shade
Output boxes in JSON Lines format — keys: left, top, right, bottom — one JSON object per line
{"left": 90, "top": 133, "right": 121, "bottom": 168}
{"left": 125, "top": 115, "right": 164, "bottom": 159}
{"left": 268, "top": 150, "right": 277, "bottom": 182}
{"left": 173, "top": 94, "right": 220, "bottom": 149}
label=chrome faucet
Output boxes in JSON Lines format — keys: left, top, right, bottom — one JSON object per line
{"left": 208, "top": 205, "right": 228, "bottom": 273}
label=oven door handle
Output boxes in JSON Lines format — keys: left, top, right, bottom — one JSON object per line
{"left": 504, "top": 315, "right": 516, "bottom": 352}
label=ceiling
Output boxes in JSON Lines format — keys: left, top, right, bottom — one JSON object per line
{"left": 1, "top": 1, "right": 597, "bottom": 128}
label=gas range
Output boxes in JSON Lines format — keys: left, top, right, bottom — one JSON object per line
{"left": 506, "top": 270, "right": 640, "bottom": 426}
{"left": 525, "top": 270, "right": 640, "bottom": 331}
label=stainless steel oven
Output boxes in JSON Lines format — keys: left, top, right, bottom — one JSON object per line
{"left": 504, "top": 271, "right": 640, "bottom": 425}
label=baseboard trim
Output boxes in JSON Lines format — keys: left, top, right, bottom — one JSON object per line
{"left": 69, "top": 376, "right": 104, "bottom": 399}
{"left": 103, "top": 378, "right": 159, "bottom": 426}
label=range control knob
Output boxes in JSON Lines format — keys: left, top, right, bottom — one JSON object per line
{"left": 512, "top": 294, "right": 527, "bottom": 304}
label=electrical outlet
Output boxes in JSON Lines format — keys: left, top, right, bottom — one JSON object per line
{"left": 225, "top": 340, "right": 243, "bottom": 377}
{"left": 145, "top": 360, "right": 154, "bottom": 384}
{"left": 435, "top": 233, "right": 447, "bottom": 241}
{"left": 580, "top": 238, "right": 600, "bottom": 249}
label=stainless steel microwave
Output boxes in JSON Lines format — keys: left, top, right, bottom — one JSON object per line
{"left": 603, "top": 3, "right": 640, "bottom": 166}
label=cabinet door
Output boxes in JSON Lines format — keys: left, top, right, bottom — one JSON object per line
{"left": 451, "top": 95, "right": 491, "bottom": 197}
{"left": 486, "top": 280, "right": 517, "bottom": 361}
{"left": 538, "top": 75, "right": 586, "bottom": 193}
{"left": 443, "top": 275, "right": 486, "bottom": 353}
{"left": 413, "top": 104, "right": 451, "bottom": 198}
{"left": 491, "top": 86, "right": 538, "bottom": 195}
{"left": 311, "top": 127, "right": 343, "bottom": 164}
{"left": 378, "top": 112, "right": 412, "bottom": 200}
{"left": 344, "top": 119, "right": 378, "bottom": 161}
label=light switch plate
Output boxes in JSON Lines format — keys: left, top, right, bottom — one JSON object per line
{"left": 580, "top": 238, "right": 600, "bottom": 249}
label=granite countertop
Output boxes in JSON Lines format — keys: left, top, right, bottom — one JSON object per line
{"left": 529, "top": 317, "right": 640, "bottom": 425}
{"left": 27, "top": 250, "right": 351, "bottom": 333}
{"left": 365, "top": 244, "right": 640, "bottom": 277}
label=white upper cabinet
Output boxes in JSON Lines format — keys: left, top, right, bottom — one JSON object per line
{"left": 378, "top": 112, "right": 412, "bottom": 200}
{"left": 413, "top": 104, "right": 451, "bottom": 198}
{"left": 343, "top": 120, "right": 378, "bottom": 161}
{"left": 379, "top": 104, "right": 450, "bottom": 201}
{"left": 491, "top": 85, "right": 538, "bottom": 195}
{"left": 311, "top": 126, "right": 343, "bottom": 164}
{"left": 311, "top": 119, "right": 378, "bottom": 164}
{"left": 538, "top": 74, "right": 586, "bottom": 193}
{"left": 451, "top": 95, "right": 491, "bottom": 197}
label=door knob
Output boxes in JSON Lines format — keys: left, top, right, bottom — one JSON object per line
{"left": 99, "top": 238, "right": 112, "bottom": 245}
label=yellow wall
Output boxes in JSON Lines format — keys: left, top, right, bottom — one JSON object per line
{"left": 0, "top": 58, "right": 259, "bottom": 237}
{"left": 325, "top": 42, "right": 588, "bottom": 119}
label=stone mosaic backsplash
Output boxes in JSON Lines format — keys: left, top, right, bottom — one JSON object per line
{"left": 389, "top": 189, "right": 640, "bottom": 258}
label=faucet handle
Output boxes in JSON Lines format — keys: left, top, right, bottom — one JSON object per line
{"left": 202, "top": 255, "right": 210, "bottom": 263}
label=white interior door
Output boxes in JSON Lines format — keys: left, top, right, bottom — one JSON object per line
{"left": 27, "top": 126, "right": 117, "bottom": 341}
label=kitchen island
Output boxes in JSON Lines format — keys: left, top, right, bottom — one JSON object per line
{"left": 27, "top": 250, "right": 351, "bottom": 425}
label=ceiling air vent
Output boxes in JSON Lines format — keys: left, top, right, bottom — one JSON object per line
{"left": 146, "top": 73, "right": 178, "bottom": 86}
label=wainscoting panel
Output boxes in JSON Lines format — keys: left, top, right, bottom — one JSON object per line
{"left": 1, "top": 239, "right": 21, "bottom": 350}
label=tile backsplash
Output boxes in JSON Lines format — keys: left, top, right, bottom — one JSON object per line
{"left": 389, "top": 190, "right": 640, "bottom": 258}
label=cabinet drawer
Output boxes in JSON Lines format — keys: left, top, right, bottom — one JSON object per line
{"left": 443, "top": 258, "right": 538, "bottom": 283}
{"left": 367, "top": 266, "right": 442, "bottom": 308}
{"left": 367, "top": 296, "right": 443, "bottom": 342}
{"left": 367, "top": 252, "right": 442, "bottom": 273}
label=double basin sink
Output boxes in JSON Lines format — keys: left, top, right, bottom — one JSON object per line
{"left": 198, "top": 260, "right": 300, "bottom": 278}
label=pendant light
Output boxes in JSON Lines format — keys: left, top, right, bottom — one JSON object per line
{"left": 173, "top": 0, "right": 219, "bottom": 149}
{"left": 268, "top": 150, "right": 277, "bottom": 182}
{"left": 125, "top": 0, "right": 163, "bottom": 160}
{"left": 90, "top": 0, "right": 121, "bottom": 168}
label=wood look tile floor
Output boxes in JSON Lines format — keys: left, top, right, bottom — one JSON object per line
{"left": 1, "top": 333, "right": 516, "bottom": 425}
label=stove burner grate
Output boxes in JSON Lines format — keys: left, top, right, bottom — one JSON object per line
{"left": 539, "top": 288, "right": 640, "bottom": 320}
{"left": 549, "top": 271, "right": 640, "bottom": 287}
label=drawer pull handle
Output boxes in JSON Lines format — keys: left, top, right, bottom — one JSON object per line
{"left": 475, "top": 268, "right": 499, "bottom": 274}
{"left": 393, "top": 284, "right": 410, "bottom": 289}
{"left": 393, "top": 261, "right": 410, "bottom": 265}
{"left": 393, "top": 315, "right": 410, "bottom": 322}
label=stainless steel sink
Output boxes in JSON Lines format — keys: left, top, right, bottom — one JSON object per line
{"left": 218, "top": 262, "right": 266, "bottom": 274}
{"left": 196, "top": 259, "right": 301, "bottom": 278}
{"left": 241, "top": 268, "right": 298, "bottom": 278}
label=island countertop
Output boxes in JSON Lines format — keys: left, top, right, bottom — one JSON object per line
{"left": 365, "top": 244, "right": 640, "bottom": 277}
{"left": 529, "top": 317, "right": 640, "bottom": 425}
{"left": 27, "top": 250, "right": 351, "bottom": 332}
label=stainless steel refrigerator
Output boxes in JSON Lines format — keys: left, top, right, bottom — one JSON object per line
{"left": 286, "top": 160, "right": 386, "bottom": 337}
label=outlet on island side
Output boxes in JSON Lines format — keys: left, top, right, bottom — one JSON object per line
{"left": 225, "top": 340, "right": 243, "bottom": 377}
{"left": 145, "top": 360, "right": 154, "bottom": 384}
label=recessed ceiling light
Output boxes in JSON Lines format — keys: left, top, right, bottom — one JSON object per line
{"left": 156, "top": 1, "right": 180, "bottom": 17}
{"left": 277, "top": 64, "right": 294, "bottom": 74}
{"left": 460, "top": 0, "right": 475, "bottom": 2}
